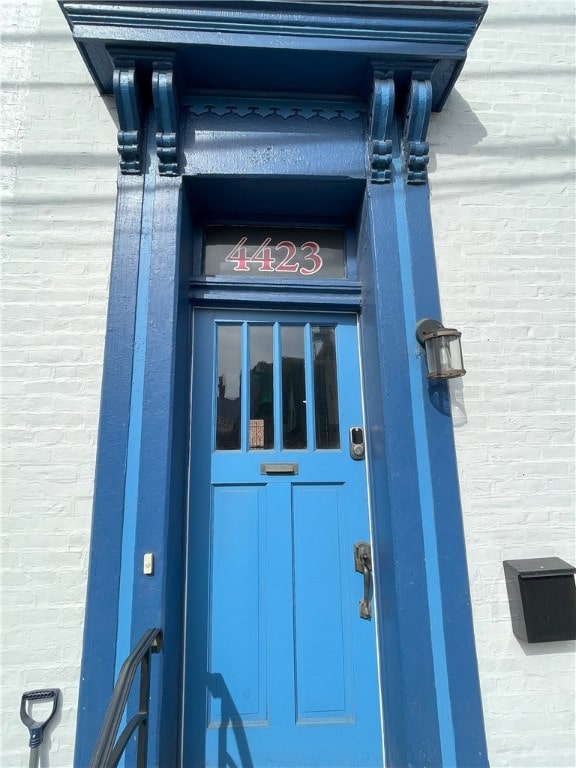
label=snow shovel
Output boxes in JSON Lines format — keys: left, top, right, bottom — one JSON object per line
{"left": 20, "top": 689, "right": 59, "bottom": 768}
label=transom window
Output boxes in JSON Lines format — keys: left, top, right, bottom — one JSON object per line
{"left": 204, "top": 226, "right": 346, "bottom": 280}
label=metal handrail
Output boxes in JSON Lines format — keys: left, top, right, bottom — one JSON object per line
{"left": 89, "top": 628, "right": 162, "bottom": 768}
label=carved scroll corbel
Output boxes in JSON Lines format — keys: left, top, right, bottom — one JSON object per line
{"left": 152, "top": 59, "right": 179, "bottom": 176}
{"left": 402, "top": 79, "right": 432, "bottom": 184}
{"left": 370, "top": 77, "right": 395, "bottom": 183}
{"left": 113, "top": 59, "right": 142, "bottom": 174}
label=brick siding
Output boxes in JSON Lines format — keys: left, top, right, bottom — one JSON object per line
{"left": 1, "top": 1, "right": 574, "bottom": 766}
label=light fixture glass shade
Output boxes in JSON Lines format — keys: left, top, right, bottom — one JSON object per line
{"left": 423, "top": 328, "right": 465, "bottom": 380}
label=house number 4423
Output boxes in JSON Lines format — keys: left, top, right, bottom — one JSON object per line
{"left": 224, "top": 237, "right": 323, "bottom": 276}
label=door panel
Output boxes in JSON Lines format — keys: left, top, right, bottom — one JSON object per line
{"left": 209, "top": 485, "right": 268, "bottom": 727}
{"left": 184, "top": 309, "right": 382, "bottom": 768}
{"left": 292, "top": 484, "right": 353, "bottom": 723}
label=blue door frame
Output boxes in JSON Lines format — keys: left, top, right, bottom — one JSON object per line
{"left": 61, "top": 3, "right": 490, "bottom": 766}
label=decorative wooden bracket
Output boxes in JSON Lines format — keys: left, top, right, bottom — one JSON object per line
{"left": 152, "top": 58, "right": 179, "bottom": 176}
{"left": 112, "top": 59, "right": 142, "bottom": 175}
{"left": 370, "top": 77, "right": 395, "bottom": 183}
{"left": 402, "top": 79, "right": 432, "bottom": 184}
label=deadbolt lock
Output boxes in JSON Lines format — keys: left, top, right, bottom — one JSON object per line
{"left": 349, "top": 427, "right": 365, "bottom": 460}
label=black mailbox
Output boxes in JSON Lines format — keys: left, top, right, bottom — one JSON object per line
{"left": 503, "top": 558, "right": 576, "bottom": 643}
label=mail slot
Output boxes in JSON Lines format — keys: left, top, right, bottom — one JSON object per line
{"left": 503, "top": 557, "right": 576, "bottom": 643}
{"left": 260, "top": 463, "right": 298, "bottom": 475}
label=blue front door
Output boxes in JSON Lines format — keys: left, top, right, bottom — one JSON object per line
{"left": 184, "top": 308, "right": 383, "bottom": 767}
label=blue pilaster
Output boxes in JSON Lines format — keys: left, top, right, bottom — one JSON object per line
{"left": 402, "top": 179, "right": 489, "bottom": 768}
{"left": 128, "top": 167, "right": 188, "bottom": 767}
{"left": 360, "top": 120, "right": 488, "bottom": 766}
{"left": 74, "top": 171, "right": 145, "bottom": 768}
{"left": 359, "top": 178, "right": 443, "bottom": 767}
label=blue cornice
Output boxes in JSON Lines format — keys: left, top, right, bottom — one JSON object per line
{"left": 59, "top": 1, "right": 486, "bottom": 110}
{"left": 61, "top": 1, "right": 485, "bottom": 44}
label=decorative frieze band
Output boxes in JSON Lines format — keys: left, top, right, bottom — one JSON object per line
{"left": 186, "top": 98, "right": 365, "bottom": 122}
{"left": 112, "top": 62, "right": 433, "bottom": 185}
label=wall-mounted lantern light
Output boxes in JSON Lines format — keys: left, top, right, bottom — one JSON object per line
{"left": 416, "top": 319, "right": 466, "bottom": 380}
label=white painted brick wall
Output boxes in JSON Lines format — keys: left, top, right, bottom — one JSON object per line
{"left": 2, "top": 1, "right": 574, "bottom": 767}
{"left": 1, "top": 1, "right": 117, "bottom": 765}
{"left": 429, "top": 1, "right": 575, "bottom": 766}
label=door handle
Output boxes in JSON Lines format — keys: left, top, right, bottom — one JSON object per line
{"left": 354, "top": 542, "right": 372, "bottom": 620}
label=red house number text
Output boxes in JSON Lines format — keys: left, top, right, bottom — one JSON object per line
{"left": 224, "top": 237, "right": 323, "bottom": 276}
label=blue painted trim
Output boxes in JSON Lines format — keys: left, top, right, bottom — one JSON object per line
{"left": 404, "top": 184, "right": 489, "bottom": 767}
{"left": 392, "top": 149, "right": 457, "bottom": 766}
{"left": 183, "top": 94, "right": 366, "bottom": 121}
{"left": 189, "top": 285, "right": 361, "bottom": 311}
{"left": 62, "top": 1, "right": 488, "bottom": 45}
{"left": 115, "top": 146, "right": 156, "bottom": 676}
{"left": 186, "top": 97, "right": 366, "bottom": 121}
{"left": 156, "top": 180, "right": 191, "bottom": 768}
{"left": 358, "top": 122, "right": 488, "bottom": 765}
{"left": 74, "top": 173, "right": 144, "bottom": 768}
{"left": 129, "top": 169, "right": 188, "bottom": 767}
{"left": 359, "top": 121, "right": 487, "bottom": 766}
{"left": 359, "top": 181, "right": 442, "bottom": 767}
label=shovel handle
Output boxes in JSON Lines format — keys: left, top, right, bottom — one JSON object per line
{"left": 20, "top": 689, "right": 59, "bottom": 748}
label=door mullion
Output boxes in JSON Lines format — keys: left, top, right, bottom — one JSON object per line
{"left": 241, "top": 322, "right": 250, "bottom": 452}
{"left": 303, "top": 323, "right": 315, "bottom": 452}
{"left": 273, "top": 322, "right": 283, "bottom": 451}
